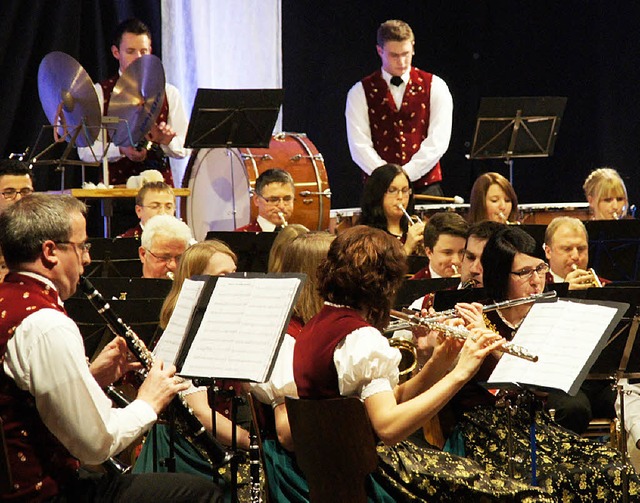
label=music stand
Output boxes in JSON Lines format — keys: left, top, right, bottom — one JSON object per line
{"left": 83, "top": 238, "right": 142, "bottom": 278}
{"left": 205, "top": 231, "right": 278, "bottom": 273}
{"left": 394, "top": 278, "right": 460, "bottom": 309}
{"left": 184, "top": 89, "right": 283, "bottom": 230}
{"left": 585, "top": 220, "right": 640, "bottom": 282}
{"left": 469, "top": 97, "right": 567, "bottom": 185}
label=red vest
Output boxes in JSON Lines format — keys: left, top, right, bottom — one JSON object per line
{"left": 361, "top": 68, "right": 442, "bottom": 188}
{"left": 293, "top": 305, "right": 369, "bottom": 398}
{"left": 0, "top": 273, "right": 80, "bottom": 501}
{"left": 101, "top": 75, "right": 174, "bottom": 186}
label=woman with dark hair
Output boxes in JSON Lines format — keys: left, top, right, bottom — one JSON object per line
{"left": 292, "top": 225, "right": 551, "bottom": 501}
{"left": 468, "top": 172, "right": 519, "bottom": 224}
{"left": 448, "top": 226, "right": 639, "bottom": 501}
{"left": 358, "top": 163, "right": 425, "bottom": 255}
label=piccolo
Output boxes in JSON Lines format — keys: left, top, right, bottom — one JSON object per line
{"left": 387, "top": 312, "right": 539, "bottom": 362}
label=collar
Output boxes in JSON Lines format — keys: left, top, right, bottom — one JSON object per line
{"left": 550, "top": 270, "right": 565, "bottom": 283}
{"left": 429, "top": 265, "right": 442, "bottom": 279}
{"left": 15, "top": 271, "right": 64, "bottom": 307}
{"left": 257, "top": 215, "right": 277, "bottom": 232}
{"left": 381, "top": 68, "right": 410, "bottom": 86}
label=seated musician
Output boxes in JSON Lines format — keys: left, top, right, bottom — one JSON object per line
{"left": 583, "top": 166, "right": 629, "bottom": 220}
{"left": 448, "top": 225, "right": 637, "bottom": 500}
{"left": 468, "top": 172, "right": 519, "bottom": 224}
{"left": 119, "top": 181, "right": 176, "bottom": 238}
{"left": 458, "top": 220, "right": 504, "bottom": 289}
{"left": 139, "top": 214, "right": 192, "bottom": 279}
{"left": 0, "top": 194, "right": 220, "bottom": 502}
{"left": 358, "top": 163, "right": 425, "bottom": 256}
{"left": 290, "top": 225, "right": 550, "bottom": 501}
{"left": 236, "top": 169, "right": 294, "bottom": 232}
{"left": 0, "top": 157, "right": 34, "bottom": 214}
{"left": 543, "top": 216, "right": 608, "bottom": 289}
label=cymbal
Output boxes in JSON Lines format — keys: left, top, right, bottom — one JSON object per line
{"left": 37, "top": 52, "right": 101, "bottom": 147}
{"left": 108, "top": 54, "right": 166, "bottom": 147}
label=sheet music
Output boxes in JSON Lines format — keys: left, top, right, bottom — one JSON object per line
{"left": 180, "top": 276, "right": 301, "bottom": 382}
{"left": 153, "top": 279, "right": 205, "bottom": 364}
{"left": 487, "top": 300, "right": 620, "bottom": 395}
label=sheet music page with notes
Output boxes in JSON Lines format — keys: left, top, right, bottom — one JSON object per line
{"left": 153, "top": 278, "right": 205, "bottom": 364}
{"left": 180, "top": 276, "right": 301, "bottom": 382}
{"left": 487, "top": 299, "right": 621, "bottom": 395}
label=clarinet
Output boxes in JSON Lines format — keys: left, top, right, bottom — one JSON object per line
{"left": 79, "top": 276, "right": 233, "bottom": 469}
{"left": 249, "top": 422, "right": 262, "bottom": 503}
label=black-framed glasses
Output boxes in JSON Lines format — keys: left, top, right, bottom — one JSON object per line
{"left": 1, "top": 187, "right": 34, "bottom": 200}
{"left": 55, "top": 241, "right": 92, "bottom": 253}
{"left": 145, "top": 248, "right": 182, "bottom": 264}
{"left": 510, "top": 262, "right": 549, "bottom": 280}
{"left": 386, "top": 187, "right": 412, "bottom": 196}
{"left": 257, "top": 194, "right": 294, "bottom": 205}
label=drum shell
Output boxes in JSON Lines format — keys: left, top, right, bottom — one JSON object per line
{"left": 182, "top": 132, "right": 330, "bottom": 241}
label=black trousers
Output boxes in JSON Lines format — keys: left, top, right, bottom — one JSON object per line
{"left": 50, "top": 469, "right": 223, "bottom": 503}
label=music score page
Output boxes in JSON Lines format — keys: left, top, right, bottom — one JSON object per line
{"left": 487, "top": 300, "right": 621, "bottom": 395}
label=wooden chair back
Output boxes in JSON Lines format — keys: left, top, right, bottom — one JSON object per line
{"left": 285, "top": 396, "right": 378, "bottom": 503}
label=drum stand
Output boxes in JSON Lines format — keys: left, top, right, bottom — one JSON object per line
{"left": 225, "top": 146, "right": 239, "bottom": 229}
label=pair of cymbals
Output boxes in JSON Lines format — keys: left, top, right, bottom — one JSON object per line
{"left": 37, "top": 52, "right": 166, "bottom": 148}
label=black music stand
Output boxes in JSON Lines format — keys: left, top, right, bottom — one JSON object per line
{"left": 469, "top": 97, "right": 567, "bottom": 185}
{"left": 205, "top": 231, "right": 278, "bottom": 273}
{"left": 83, "top": 238, "right": 142, "bottom": 278}
{"left": 395, "top": 277, "right": 460, "bottom": 309}
{"left": 184, "top": 88, "right": 283, "bottom": 229}
{"left": 585, "top": 220, "right": 640, "bottom": 282}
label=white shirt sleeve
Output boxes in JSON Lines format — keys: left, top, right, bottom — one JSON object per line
{"left": 333, "top": 326, "right": 401, "bottom": 400}
{"left": 249, "top": 334, "right": 298, "bottom": 407}
{"left": 401, "top": 75, "right": 453, "bottom": 182}
{"left": 345, "top": 74, "right": 453, "bottom": 182}
{"left": 3, "top": 309, "right": 157, "bottom": 465}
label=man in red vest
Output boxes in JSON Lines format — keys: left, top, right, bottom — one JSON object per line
{"left": 346, "top": 19, "right": 453, "bottom": 196}
{"left": 78, "top": 18, "right": 188, "bottom": 188}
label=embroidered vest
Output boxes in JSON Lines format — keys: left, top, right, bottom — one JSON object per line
{"left": 101, "top": 75, "right": 173, "bottom": 186}
{"left": 294, "top": 306, "right": 370, "bottom": 398}
{"left": 361, "top": 68, "right": 442, "bottom": 188}
{"left": 0, "top": 273, "right": 80, "bottom": 501}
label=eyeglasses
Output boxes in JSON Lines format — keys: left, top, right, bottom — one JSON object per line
{"left": 386, "top": 187, "right": 412, "bottom": 196}
{"left": 145, "top": 248, "right": 182, "bottom": 264}
{"left": 257, "top": 194, "right": 294, "bottom": 205}
{"left": 1, "top": 187, "right": 34, "bottom": 200}
{"left": 142, "top": 203, "right": 175, "bottom": 211}
{"left": 55, "top": 241, "right": 92, "bottom": 253}
{"left": 510, "top": 262, "right": 549, "bottom": 280}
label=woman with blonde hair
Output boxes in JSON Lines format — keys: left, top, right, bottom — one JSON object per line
{"left": 267, "top": 223, "right": 309, "bottom": 273}
{"left": 468, "top": 172, "right": 519, "bottom": 223}
{"left": 583, "top": 167, "right": 629, "bottom": 220}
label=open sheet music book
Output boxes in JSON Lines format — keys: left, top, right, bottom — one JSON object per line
{"left": 153, "top": 273, "right": 305, "bottom": 383}
{"left": 486, "top": 298, "right": 628, "bottom": 396}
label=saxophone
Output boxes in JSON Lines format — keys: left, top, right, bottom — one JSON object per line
{"left": 79, "top": 276, "right": 233, "bottom": 470}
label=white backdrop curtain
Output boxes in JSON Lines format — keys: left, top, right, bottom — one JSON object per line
{"left": 160, "top": 0, "right": 282, "bottom": 186}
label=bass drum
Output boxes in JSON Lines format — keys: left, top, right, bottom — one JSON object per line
{"left": 182, "top": 132, "right": 331, "bottom": 241}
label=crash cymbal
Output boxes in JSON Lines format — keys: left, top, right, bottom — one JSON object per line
{"left": 108, "top": 54, "right": 166, "bottom": 147}
{"left": 37, "top": 52, "right": 101, "bottom": 148}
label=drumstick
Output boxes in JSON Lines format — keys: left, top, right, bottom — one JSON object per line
{"left": 413, "top": 194, "right": 464, "bottom": 204}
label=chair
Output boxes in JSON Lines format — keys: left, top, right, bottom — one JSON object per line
{"left": 285, "top": 396, "right": 378, "bottom": 503}
{"left": 1, "top": 417, "right": 12, "bottom": 493}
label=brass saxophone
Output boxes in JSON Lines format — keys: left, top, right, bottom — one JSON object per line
{"left": 79, "top": 276, "right": 233, "bottom": 470}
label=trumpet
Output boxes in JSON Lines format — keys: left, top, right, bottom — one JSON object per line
{"left": 388, "top": 312, "right": 539, "bottom": 362}
{"left": 498, "top": 212, "right": 520, "bottom": 225}
{"left": 277, "top": 211, "right": 288, "bottom": 227}
{"left": 570, "top": 264, "right": 603, "bottom": 287}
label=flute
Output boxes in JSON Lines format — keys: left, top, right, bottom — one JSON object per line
{"left": 388, "top": 312, "right": 538, "bottom": 362}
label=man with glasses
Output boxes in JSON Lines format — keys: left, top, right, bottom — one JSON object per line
{"left": 345, "top": 19, "right": 453, "bottom": 195}
{"left": 0, "top": 194, "right": 220, "bottom": 501}
{"left": 0, "top": 158, "right": 34, "bottom": 214}
{"left": 119, "top": 181, "right": 176, "bottom": 238}
{"left": 139, "top": 214, "right": 192, "bottom": 279}
{"left": 236, "top": 168, "right": 295, "bottom": 232}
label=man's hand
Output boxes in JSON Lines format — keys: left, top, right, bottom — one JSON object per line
{"left": 89, "top": 336, "right": 141, "bottom": 387}
{"left": 119, "top": 145, "right": 148, "bottom": 162}
{"left": 137, "top": 360, "right": 190, "bottom": 415}
{"left": 147, "top": 121, "right": 176, "bottom": 146}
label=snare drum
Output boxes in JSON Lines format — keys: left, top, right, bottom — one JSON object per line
{"left": 182, "top": 132, "right": 330, "bottom": 241}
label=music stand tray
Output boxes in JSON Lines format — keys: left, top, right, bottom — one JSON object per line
{"left": 184, "top": 88, "right": 284, "bottom": 149}
{"left": 469, "top": 97, "right": 567, "bottom": 184}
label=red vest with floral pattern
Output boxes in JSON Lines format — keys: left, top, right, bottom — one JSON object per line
{"left": 361, "top": 67, "right": 442, "bottom": 188}
{"left": 0, "top": 273, "right": 80, "bottom": 502}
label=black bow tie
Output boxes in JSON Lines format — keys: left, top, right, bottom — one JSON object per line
{"left": 390, "top": 76, "right": 403, "bottom": 87}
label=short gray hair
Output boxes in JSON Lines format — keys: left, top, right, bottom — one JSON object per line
{"left": 0, "top": 193, "right": 86, "bottom": 268}
{"left": 141, "top": 214, "right": 193, "bottom": 250}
